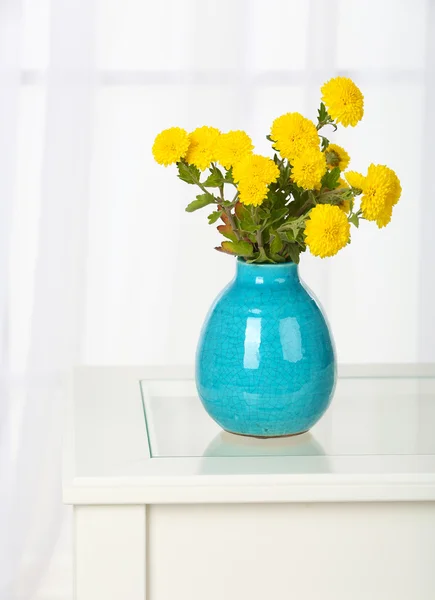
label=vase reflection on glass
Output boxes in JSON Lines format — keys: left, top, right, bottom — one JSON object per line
{"left": 195, "top": 258, "right": 336, "bottom": 438}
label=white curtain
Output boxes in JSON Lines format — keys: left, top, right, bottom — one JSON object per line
{"left": 1, "top": 0, "right": 434, "bottom": 597}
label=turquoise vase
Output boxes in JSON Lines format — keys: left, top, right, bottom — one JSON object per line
{"left": 196, "top": 258, "right": 336, "bottom": 438}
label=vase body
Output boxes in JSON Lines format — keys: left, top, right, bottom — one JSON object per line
{"left": 195, "top": 259, "right": 336, "bottom": 437}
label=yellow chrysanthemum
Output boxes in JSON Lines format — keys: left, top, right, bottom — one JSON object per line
{"left": 233, "top": 154, "right": 279, "bottom": 206}
{"left": 360, "top": 164, "right": 401, "bottom": 224}
{"left": 325, "top": 143, "right": 350, "bottom": 171}
{"left": 233, "top": 154, "right": 279, "bottom": 186}
{"left": 291, "top": 147, "right": 327, "bottom": 190}
{"left": 388, "top": 169, "right": 402, "bottom": 207}
{"left": 305, "top": 204, "right": 351, "bottom": 258}
{"left": 215, "top": 130, "right": 253, "bottom": 169}
{"left": 237, "top": 178, "right": 269, "bottom": 207}
{"left": 373, "top": 169, "right": 401, "bottom": 228}
{"left": 185, "top": 126, "right": 221, "bottom": 171}
{"left": 321, "top": 77, "right": 364, "bottom": 127}
{"left": 375, "top": 202, "right": 393, "bottom": 229}
{"left": 152, "top": 127, "right": 189, "bottom": 166}
{"left": 345, "top": 171, "right": 365, "bottom": 191}
{"left": 270, "top": 112, "right": 319, "bottom": 161}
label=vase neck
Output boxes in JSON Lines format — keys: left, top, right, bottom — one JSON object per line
{"left": 235, "top": 259, "right": 300, "bottom": 288}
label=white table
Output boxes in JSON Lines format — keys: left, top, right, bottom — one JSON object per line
{"left": 63, "top": 365, "right": 435, "bottom": 600}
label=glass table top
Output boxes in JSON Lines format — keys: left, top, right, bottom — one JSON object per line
{"left": 140, "top": 376, "right": 435, "bottom": 459}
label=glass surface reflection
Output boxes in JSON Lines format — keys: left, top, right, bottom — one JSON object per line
{"left": 140, "top": 376, "right": 435, "bottom": 459}
{"left": 203, "top": 430, "right": 325, "bottom": 458}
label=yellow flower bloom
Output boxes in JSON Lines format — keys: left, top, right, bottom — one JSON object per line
{"left": 233, "top": 154, "right": 279, "bottom": 206}
{"left": 345, "top": 171, "right": 365, "bottom": 191}
{"left": 373, "top": 169, "right": 401, "bottom": 228}
{"left": 325, "top": 143, "right": 350, "bottom": 171}
{"left": 360, "top": 164, "right": 401, "bottom": 224}
{"left": 388, "top": 169, "right": 402, "bottom": 207}
{"left": 215, "top": 130, "right": 253, "bottom": 169}
{"left": 152, "top": 127, "right": 189, "bottom": 166}
{"left": 291, "top": 147, "right": 327, "bottom": 190}
{"left": 375, "top": 202, "right": 393, "bottom": 228}
{"left": 305, "top": 204, "right": 351, "bottom": 258}
{"left": 233, "top": 154, "right": 279, "bottom": 186}
{"left": 185, "top": 126, "right": 221, "bottom": 171}
{"left": 270, "top": 112, "right": 319, "bottom": 161}
{"left": 237, "top": 178, "right": 269, "bottom": 207}
{"left": 321, "top": 77, "right": 364, "bottom": 127}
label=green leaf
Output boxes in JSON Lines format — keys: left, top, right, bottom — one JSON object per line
{"left": 234, "top": 202, "right": 248, "bottom": 220}
{"left": 317, "top": 103, "right": 337, "bottom": 132}
{"left": 221, "top": 240, "right": 254, "bottom": 257}
{"left": 269, "top": 252, "right": 286, "bottom": 263}
{"left": 286, "top": 243, "right": 301, "bottom": 264}
{"left": 317, "top": 102, "right": 329, "bottom": 123}
{"left": 266, "top": 134, "right": 275, "bottom": 143}
{"left": 240, "top": 222, "right": 258, "bottom": 233}
{"left": 266, "top": 207, "right": 288, "bottom": 228}
{"left": 224, "top": 168, "right": 234, "bottom": 183}
{"left": 185, "top": 193, "right": 215, "bottom": 212}
{"left": 286, "top": 189, "right": 313, "bottom": 217}
{"left": 177, "top": 162, "right": 200, "bottom": 185}
{"left": 207, "top": 210, "right": 223, "bottom": 224}
{"left": 321, "top": 167, "right": 341, "bottom": 190}
{"left": 203, "top": 165, "right": 225, "bottom": 187}
{"left": 348, "top": 213, "right": 360, "bottom": 228}
{"left": 217, "top": 224, "right": 238, "bottom": 242}
{"left": 320, "top": 136, "right": 330, "bottom": 151}
{"left": 278, "top": 161, "right": 291, "bottom": 187}
{"left": 257, "top": 208, "right": 268, "bottom": 220}
{"left": 279, "top": 230, "right": 295, "bottom": 243}
{"left": 247, "top": 247, "right": 274, "bottom": 264}
{"left": 270, "top": 231, "right": 283, "bottom": 254}
{"left": 235, "top": 203, "right": 257, "bottom": 232}
{"left": 266, "top": 188, "right": 285, "bottom": 209}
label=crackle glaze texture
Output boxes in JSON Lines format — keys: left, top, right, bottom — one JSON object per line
{"left": 196, "top": 259, "right": 336, "bottom": 437}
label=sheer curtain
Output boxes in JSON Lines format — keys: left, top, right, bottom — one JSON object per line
{"left": 1, "top": 0, "right": 434, "bottom": 598}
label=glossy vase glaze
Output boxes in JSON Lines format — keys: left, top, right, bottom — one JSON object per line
{"left": 196, "top": 259, "right": 336, "bottom": 438}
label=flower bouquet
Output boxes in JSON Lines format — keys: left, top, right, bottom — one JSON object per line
{"left": 153, "top": 76, "right": 401, "bottom": 264}
{"left": 151, "top": 77, "right": 402, "bottom": 438}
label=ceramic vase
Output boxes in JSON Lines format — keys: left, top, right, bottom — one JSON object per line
{"left": 195, "top": 258, "right": 336, "bottom": 437}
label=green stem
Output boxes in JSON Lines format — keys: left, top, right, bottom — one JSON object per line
{"left": 295, "top": 198, "right": 315, "bottom": 217}
{"left": 194, "top": 169, "right": 241, "bottom": 239}
{"left": 316, "top": 120, "right": 337, "bottom": 132}
{"left": 196, "top": 180, "right": 211, "bottom": 195}
{"left": 316, "top": 121, "right": 326, "bottom": 131}
{"left": 224, "top": 207, "right": 241, "bottom": 240}
{"left": 252, "top": 206, "right": 263, "bottom": 252}
{"left": 231, "top": 190, "right": 239, "bottom": 204}
{"left": 218, "top": 182, "right": 241, "bottom": 241}
{"left": 256, "top": 228, "right": 263, "bottom": 251}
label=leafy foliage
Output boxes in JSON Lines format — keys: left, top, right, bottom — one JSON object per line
{"left": 321, "top": 167, "right": 341, "bottom": 191}
{"left": 221, "top": 240, "right": 254, "bottom": 257}
{"left": 177, "top": 162, "right": 200, "bottom": 184}
{"left": 207, "top": 210, "right": 223, "bottom": 224}
{"left": 165, "top": 79, "right": 379, "bottom": 263}
{"left": 178, "top": 149, "right": 363, "bottom": 263}
{"left": 185, "top": 193, "right": 215, "bottom": 212}
{"left": 203, "top": 165, "right": 225, "bottom": 187}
